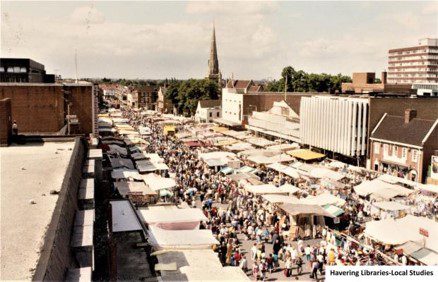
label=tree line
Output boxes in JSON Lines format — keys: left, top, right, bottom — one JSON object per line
{"left": 266, "top": 66, "right": 351, "bottom": 93}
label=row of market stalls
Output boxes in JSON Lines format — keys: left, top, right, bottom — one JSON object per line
{"left": 98, "top": 110, "right": 179, "bottom": 205}
{"left": 138, "top": 205, "right": 249, "bottom": 281}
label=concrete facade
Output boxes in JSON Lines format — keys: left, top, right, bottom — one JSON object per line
{"left": 221, "top": 87, "right": 311, "bottom": 125}
{"left": 300, "top": 96, "right": 369, "bottom": 158}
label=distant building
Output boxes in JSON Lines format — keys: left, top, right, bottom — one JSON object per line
{"left": 370, "top": 109, "right": 438, "bottom": 183}
{"left": 412, "top": 82, "right": 438, "bottom": 97}
{"left": 246, "top": 100, "right": 300, "bottom": 143}
{"left": 218, "top": 86, "right": 311, "bottom": 127}
{"left": 342, "top": 72, "right": 385, "bottom": 94}
{"left": 206, "top": 25, "right": 221, "bottom": 84}
{"left": 300, "top": 96, "right": 369, "bottom": 162}
{"left": 157, "top": 86, "right": 173, "bottom": 114}
{"left": 387, "top": 38, "right": 438, "bottom": 85}
{"left": 195, "top": 99, "right": 221, "bottom": 123}
{"left": 139, "top": 85, "right": 157, "bottom": 110}
{"left": 225, "top": 79, "right": 264, "bottom": 94}
{"left": 100, "top": 84, "right": 117, "bottom": 99}
{"left": 0, "top": 58, "right": 55, "bottom": 83}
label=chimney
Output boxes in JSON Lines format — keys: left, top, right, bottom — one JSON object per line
{"left": 381, "top": 71, "right": 387, "bottom": 85}
{"left": 404, "top": 109, "right": 417, "bottom": 124}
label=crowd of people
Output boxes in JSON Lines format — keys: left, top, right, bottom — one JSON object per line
{"left": 111, "top": 107, "right": 436, "bottom": 280}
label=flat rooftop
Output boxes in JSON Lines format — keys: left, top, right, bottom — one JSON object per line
{"left": 0, "top": 141, "right": 75, "bottom": 280}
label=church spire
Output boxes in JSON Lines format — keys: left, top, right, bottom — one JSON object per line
{"left": 207, "top": 23, "right": 220, "bottom": 82}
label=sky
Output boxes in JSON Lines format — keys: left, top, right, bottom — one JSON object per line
{"left": 1, "top": 0, "right": 437, "bottom": 80}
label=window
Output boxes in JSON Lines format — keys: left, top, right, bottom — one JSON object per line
{"left": 209, "top": 112, "right": 212, "bottom": 118}
{"left": 6, "top": 67, "right": 13, "bottom": 73}
{"left": 412, "top": 150, "right": 418, "bottom": 162}
{"left": 384, "top": 144, "right": 389, "bottom": 155}
{"left": 0, "top": 67, "right": 4, "bottom": 72}
{"left": 374, "top": 143, "right": 380, "bottom": 154}
{"left": 394, "top": 145, "right": 398, "bottom": 156}
{"left": 402, "top": 148, "right": 407, "bottom": 158}
{"left": 20, "top": 67, "right": 27, "bottom": 73}
{"left": 13, "top": 66, "right": 20, "bottom": 73}
{"left": 217, "top": 112, "right": 220, "bottom": 117}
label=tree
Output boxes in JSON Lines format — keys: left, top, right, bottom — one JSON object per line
{"left": 272, "top": 66, "right": 351, "bottom": 94}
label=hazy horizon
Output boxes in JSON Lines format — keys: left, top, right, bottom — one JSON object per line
{"left": 1, "top": 1, "right": 437, "bottom": 80}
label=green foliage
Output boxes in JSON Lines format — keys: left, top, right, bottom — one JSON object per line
{"left": 165, "top": 78, "right": 220, "bottom": 115}
{"left": 267, "top": 67, "right": 351, "bottom": 94}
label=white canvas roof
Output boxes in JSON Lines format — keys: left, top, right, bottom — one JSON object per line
{"left": 199, "top": 151, "right": 236, "bottom": 167}
{"left": 148, "top": 226, "right": 219, "bottom": 250}
{"left": 354, "top": 179, "right": 414, "bottom": 200}
{"left": 303, "top": 192, "right": 346, "bottom": 207}
{"left": 113, "top": 181, "right": 157, "bottom": 196}
{"left": 244, "top": 184, "right": 299, "bottom": 195}
{"left": 372, "top": 201, "right": 410, "bottom": 211}
{"left": 378, "top": 174, "right": 418, "bottom": 188}
{"left": 110, "top": 200, "right": 143, "bottom": 233}
{"left": 365, "top": 215, "right": 438, "bottom": 251}
{"left": 142, "top": 174, "right": 176, "bottom": 191}
{"left": 224, "top": 142, "right": 254, "bottom": 152}
{"left": 418, "top": 184, "right": 438, "bottom": 194}
{"left": 157, "top": 249, "right": 249, "bottom": 281}
{"left": 247, "top": 153, "right": 293, "bottom": 165}
{"left": 266, "top": 143, "right": 299, "bottom": 152}
{"left": 245, "top": 137, "right": 276, "bottom": 147}
{"left": 261, "top": 194, "right": 300, "bottom": 204}
{"left": 309, "top": 167, "right": 346, "bottom": 181}
{"left": 138, "top": 208, "right": 207, "bottom": 224}
{"left": 267, "top": 163, "right": 300, "bottom": 179}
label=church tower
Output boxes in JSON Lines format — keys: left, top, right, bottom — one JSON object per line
{"left": 207, "top": 24, "right": 221, "bottom": 84}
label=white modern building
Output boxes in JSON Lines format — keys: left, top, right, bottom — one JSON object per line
{"left": 412, "top": 83, "right": 438, "bottom": 97}
{"left": 387, "top": 38, "right": 438, "bottom": 84}
{"left": 300, "top": 96, "right": 369, "bottom": 158}
{"left": 195, "top": 100, "right": 221, "bottom": 123}
{"left": 247, "top": 101, "right": 301, "bottom": 143}
{"left": 219, "top": 87, "right": 244, "bottom": 126}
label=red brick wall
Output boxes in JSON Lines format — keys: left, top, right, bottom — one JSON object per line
{"left": 0, "top": 98, "right": 12, "bottom": 145}
{"left": 0, "top": 85, "right": 64, "bottom": 133}
{"left": 370, "top": 140, "right": 424, "bottom": 182}
{"left": 0, "top": 84, "right": 93, "bottom": 134}
{"left": 68, "top": 85, "right": 93, "bottom": 134}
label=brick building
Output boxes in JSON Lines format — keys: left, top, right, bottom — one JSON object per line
{"left": 128, "top": 85, "right": 157, "bottom": 109}
{"left": 0, "top": 83, "right": 95, "bottom": 134}
{"left": 370, "top": 109, "right": 438, "bottom": 183}
{"left": 342, "top": 72, "right": 385, "bottom": 94}
{"left": 0, "top": 98, "right": 12, "bottom": 146}
{"left": 387, "top": 38, "right": 438, "bottom": 85}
